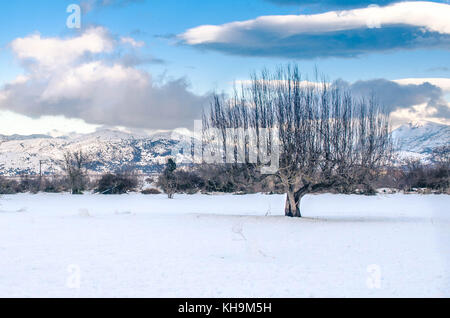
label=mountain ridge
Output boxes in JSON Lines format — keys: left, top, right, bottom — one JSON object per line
{"left": 0, "top": 121, "right": 448, "bottom": 176}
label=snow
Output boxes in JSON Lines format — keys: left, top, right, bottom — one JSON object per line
{"left": 1, "top": 120, "right": 448, "bottom": 175}
{"left": 0, "top": 130, "right": 184, "bottom": 175}
{"left": 392, "top": 120, "right": 450, "bottom": 154}
{"left": 0, "top": 193, "right": 448, "bottom": 297}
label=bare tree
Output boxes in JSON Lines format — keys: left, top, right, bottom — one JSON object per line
{"left": 61, "top": 150, "right": 88, "bottom": 194}
{"left": 158, "top": 158, "right": 177, "bottom": 199}
{"left": 203, "top": 65, "right": 392, "bottom": 217}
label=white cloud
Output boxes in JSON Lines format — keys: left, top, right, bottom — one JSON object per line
{"left": 179, "top": 1, "right": 450, "bottom": 59}
{"left": 182, "top": 2, "right": 450, "bottom": 45}
{"left": 120, "top": 36, "right": 145, "bottom": 48}
{"left": 0, "top": 110, "right": 99, "bottom": 136}
{"left": 391, "top": 103, "right": 450, "bottom": 127}
{"left": 11, "top": 27, "right": 114, "bottom": 70}
{"left": 40, "top": 61, "right": 148, "bottom": 102}
{"left": 0, "top": 27, "right": 208, "bottom": 130}
{"left": 390, "top": 78, "right": 450, "bottom": 126}
{"left": 9, "top": 75, "right": 30, "bottom": 85}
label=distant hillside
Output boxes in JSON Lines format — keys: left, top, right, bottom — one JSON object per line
{"left": 0, "top": 121, "right": 448, "bottom": 175}
{"left": 0, "top": 129, "right": 190, "bottom": 176}
{"left": 392, "top": 120, "right": 449, "bottom": 161}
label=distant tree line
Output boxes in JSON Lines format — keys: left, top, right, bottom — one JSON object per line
{"left": 0, "top": 146, "right": 448, "bottom": 196}
{"left": 156, "top": 146, "right": 450, "bottom": 198}
{"left": 0, "top": 150, "right": 142, "bottom": 195}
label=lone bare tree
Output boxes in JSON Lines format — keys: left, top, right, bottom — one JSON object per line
{"left": 204, "top": 65, "right": 392, "bottom": 217}
{"left": 61, "top": 150, "right": 88, "bottom": 194}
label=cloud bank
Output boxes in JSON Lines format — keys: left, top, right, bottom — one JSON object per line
{"left": 234, "top": 76, "right": 450, "bottom": 124}
{"left": 0, "top": 27, "right": 208, "bottom": 130}
{"left": 336, "top": 78, "right": 450, "bottom": 125}
{"left": 179, "top": 1, "right": 450, "bottom": 59}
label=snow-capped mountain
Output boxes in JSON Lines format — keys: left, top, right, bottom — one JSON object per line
{"left": 0, "top": 121, "right": 448, "bottom": 176}
{"left": 0, "top": 129, "right": 192, "bottom": 176}
{"left": 392, "top": 120, "right": 449, "bottom": 160}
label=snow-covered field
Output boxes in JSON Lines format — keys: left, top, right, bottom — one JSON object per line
{"left": 0, "top": 193, "right": 448, "bottom": 298}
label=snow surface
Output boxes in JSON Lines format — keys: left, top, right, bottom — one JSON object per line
{"left": 0, "top": 193, "right": 448, "bottom": 298}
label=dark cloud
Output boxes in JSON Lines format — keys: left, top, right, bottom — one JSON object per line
{"left": 334, "top": 78, "right": 450, "bottom": 120}
{"left": 433, "top": 103, "right": 450, "bottom": 118}
{"left": 186, "top": 26, "right": 450, "bottom": 60}
{"left": 1, "top": 75, "right": 209, "bottom": 130}
{"left": 180, "top": 1, "right": 450, "bottom": 60}
{"left": 117, "top": 54, "right": 165, "bottom": 67}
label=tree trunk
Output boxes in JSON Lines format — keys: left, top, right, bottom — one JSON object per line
{"left": 285, "top": 190, "right": 302, "bottom": 217}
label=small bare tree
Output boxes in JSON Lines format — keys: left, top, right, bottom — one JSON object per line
{"left": 61, "top": 150, "right": 88, "bottom": 194}
{"left": 158, "top": 158, "right": 177, "bottom": 199}
{"left": 204, "top": 65, "right": 392, "bottom": 217}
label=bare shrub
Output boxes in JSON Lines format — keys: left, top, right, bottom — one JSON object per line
{"left": 18, "top": 176, "right": 41, "bottom": 194}
{"left": 141, "top": 188, "right": 162, "bottom": 195}
{"left": 40, "top": 176, "right": 69, "bottom": 193}
{"left": 0, "top": 177, "right": 20, "bottom": 194}
{"left": 399, "top": 158, "right": 449, "bottom": 192}
{"left": 95, "top": 172, "right": 139, "bottom": 194}
{"left": 173, "top": 169, "right": 204, "bottom": 194}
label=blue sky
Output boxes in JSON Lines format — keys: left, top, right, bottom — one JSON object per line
{"left": 0, "top": 0, "right": 449, "bottom": 134}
